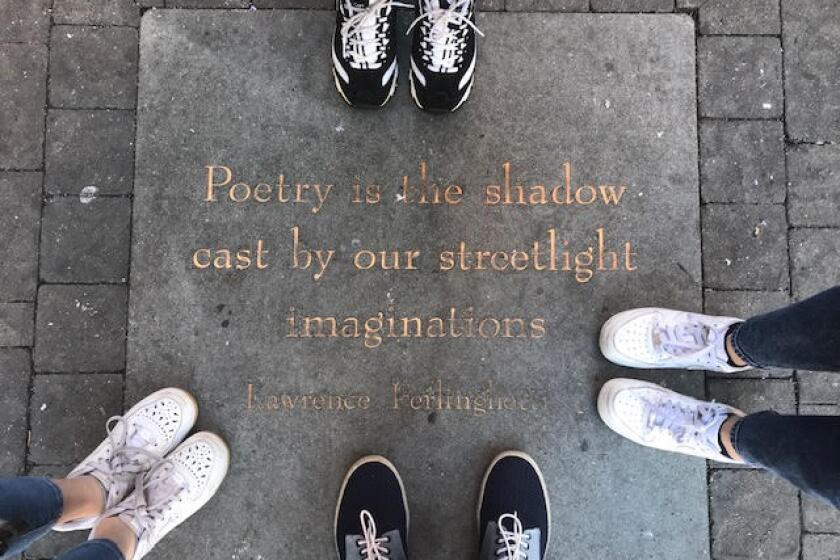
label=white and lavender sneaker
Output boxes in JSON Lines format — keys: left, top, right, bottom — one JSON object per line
{"left": 103, "top": 432, "right": 230, "bottom": 560}
{"left": 600, "top": 308, "right": 751, "bottom": 373}
{"left": 55, "top": 388, "right": 199, "bottom": 532}
{"left": 598, "top": 378, "right": 744, "bottom": 463}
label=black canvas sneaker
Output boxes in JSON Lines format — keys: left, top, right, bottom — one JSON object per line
{"left": 408, "top": 0, "right": 483, "bottom": 112}
{"left": 478, "top": 451, "right": 550, "bottom": 560}
{"left": 336, "top": 456, "right": 409, "bottom": 560}
{"left": 333, "top": 0, "right": 411, "bottom": 108}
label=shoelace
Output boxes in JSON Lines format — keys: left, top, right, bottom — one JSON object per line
{"left": 104, "top": 459, "right": 188, "bottom": 546}
{"left": 495, "top": 512, "right": 530, "bottom": 560}
{"left": 643, "top": 397, "right": 725, "bottom": 452}
{"left": 81, "top": 416, "right": 164, "bottom": 507}
{"left": 357, "top": 510, "right": 392, "bottom": 560}
{"left": 653, "top": 316, "right": 721, "bottom": 359}
{"left": 407, "top": 0, "right": 484, "bottom": 72}
{"left": 341, "top": 0, "right": 412, "bottom": 66}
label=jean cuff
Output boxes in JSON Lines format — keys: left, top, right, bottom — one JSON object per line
{"left": 66, "top": 539, "right": 126, "bottom": 560}
{"left": 728, "top": 322, "right": 762, "bottom": 368}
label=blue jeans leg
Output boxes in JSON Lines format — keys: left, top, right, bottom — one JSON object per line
{"left": 56, "top": 540, "right": 125, "bottom": 560}
{"left": 0, "top": 477, "right": 63, "bottom": 559}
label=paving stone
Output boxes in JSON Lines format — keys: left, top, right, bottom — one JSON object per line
{"left": 783, "top": 0, "right": 840, "bottom": 142}
{"left": 591, "top": 0, "right": 673, "bottom": 12}
{"left": 49, "top": 26, "right": 138, "bottom": 109}
{"left": 790, "top": 228, "right": 840, "bottom": 301}
{"left": 787, "top": 145, "right": 840, "bottom": 228}
{"left": 699, "top": 120, "right": 785, "bottom": 204}
{"left": 478, "top": 0, "right": 505, "bottom": 10}
{"left": 803, "top": 534, "right": 840, "bottom": 560}
{"left": 0, "top": 349, "right": 29, "bottom": 475}
{"left": 799, "top": 373, "right": 840, "bottom": 405}
{"left": 0, "top": 303, "right": 35, "bottom": 347}
{"left": 696, "top": 0, "right": 780, "bottom": 35}
{"left": 697, "top": 36, "right": 783, "bottom": 119}
{"left": 250, "top": 0, "right": 333, "bottom": 7}
{"left": 136, "top": 0, "right": 165, "bottom": 8}
{"left": 40, "top": 197, "right": 132, "bottom": 284}
{"left": 34, "top": 285, "right": 128, "bottom": 373}
{"left": 506, "top": 0, "right": 589, "bottom": 11}
{"left": 54, "top": 0, "right": 140, "bottom": 26}
{"left": 45, "top": 110, "right": 135, "bottom": 196}
{"left": 797, "top": 404, "right": 840, "bottom": 532}
{"left": 29, "top": 373, "right": 122, "bottom": 465}
{"left": 24, "top": 465, "right": 89, "bottom": 558}
{"left": 0, "top": 172, "right": 42, "bottom": 302}
{"left": 165, "top": 0, "right": 248, "bottom": 6}
{"left": 704, "top": 289, "right": 792, "bottom": 378}
{"left": 0, "top": 0, "right": 51, "bottom": 43}
{"left": 710, "top": 469, "right": 800, "bottom": 560}
{"left": 702, "top": 204, "right": 788, "bottom": 291}
{"left": 0, "top": 44, "right": 48, "bottom": 169}
{"left": 130, "top": 10, "right": 707, "bottom": 559}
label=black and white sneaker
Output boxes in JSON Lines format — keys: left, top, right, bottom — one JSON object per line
{"left": 478, "top": 451, "right": 550, "bottom": 560}
{"left": 408, "top": 0, "right": 483, "bottom": 112}
{"left": 335, "top": 455, "right": 410, "bottom": 560}
{"left": 333, "top": 0, "right": 411, "bottom": 108}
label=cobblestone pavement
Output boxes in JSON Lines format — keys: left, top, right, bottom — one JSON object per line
{"left": 1, "top": 1, "right": 838, "bottom": 558}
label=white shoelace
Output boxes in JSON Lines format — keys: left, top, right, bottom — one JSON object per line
{"left": 653, "top": 316, "right": 726, "bottom": 362}
{"left": 642, "top": 397, "right": 728, "bottom": 454}
{"left": 81, "top": 416, "right": 164, "bottom": 508}
{"left": 408, "top": 0, "right": 484, "bottom": 72}
{"left": 357, "top": 510, "right": 391, "bottom": 560}
{"left": 340, "top": 0, "right": 412, "bottom": 68}
{"left": 105, "top": 459, "right": 188, "bottom": 546}
{"left": 495, "top": 512, "right": 530, "bottom": 560}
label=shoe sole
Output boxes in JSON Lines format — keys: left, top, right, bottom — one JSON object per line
{"left": 334, "top": 455, "right": 410, "bottom": 560}
{"left": 597, "top": 378, "right": 744, "bottom": 463}
{"left": 476, "top": 450, "right": 551, "bottom": 554}
{"left": 54, "top": 387, "right": 200, "bottom": 532}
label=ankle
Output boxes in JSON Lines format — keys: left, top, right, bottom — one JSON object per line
{"left": 719, "top": 414, "right": 745, "bottom": 463}
{"left": 54, "top": 476, "right": 106, "bottom": 523}
{"left": 92, "top": 517, "right": 137, "bottom": 560}
{"left": 725, "top": 328, "right": 749, "bottom": 368}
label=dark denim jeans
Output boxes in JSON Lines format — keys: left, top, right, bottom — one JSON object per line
{"left": 0, "top": 478, "right": 123, "bottom": 560}
{"left": 728, "top": 287, "right": 840, "bottom": 508}
{"left": 731, "top": 286, "right": 840, "bottom": 371}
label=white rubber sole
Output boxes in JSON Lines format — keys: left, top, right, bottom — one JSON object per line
{"left": 476, "top": 450, "right": 551, "bottom": 553}
{"left": 334, "top": 455, "right": 410, "bottom": 560}
{"left": 55, "top": 387, "right": 200, "bottom": 532}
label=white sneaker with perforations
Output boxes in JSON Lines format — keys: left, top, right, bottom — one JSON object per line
{"left": 55, "top": 388, "right": 198, "bottom": 532}
{"left": 600, "top": 307, "right": 751, "bottom": 373}
{"left": 103, "top": 432, "right": 230, "bottom": 560}
{"left": 598, "top": 378, "right": 744, "bottom": 463}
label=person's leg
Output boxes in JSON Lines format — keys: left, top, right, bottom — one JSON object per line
{"left": 731, "top": 412, "right": 840, "bottom": 508}
{"left": 55, "top": 540, "right": 124, "bottom": 560}
{"left": 730, "top": 286, "right": 840, "bottom": 371}
{"left": 0, "top": 476, "right": 105, "bottom": 559}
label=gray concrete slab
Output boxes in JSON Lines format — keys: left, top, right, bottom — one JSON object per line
{"left": 53, "top": 0, "right": 141, "bottom": 27}
{"left": 0, "top": 44, "right": 47, "bottom": 169}
{"left": 0, "top": 303, "right": 35, "bottom": 347}
{"left": 782, "top": 0, "right": 840, "bottom": 142}
{"left": 0, "top": 172, "right": 42, "bottom": 302}
{"left": 0, "top": 0, "right": 51, "bottom": 43}
{"left": 790, "top": 228, "right": 840, "bottom": 300}
{"left": 129, "top": 10, "right": 707, "bottom": 559}
{"left": 0, "top": 349, "right": 30, "bottom": 475}
{"left": 695, "top": 0, "right": 781, "bottom": 35}
{"left": 787, "top": 145, "right": 840, "bottom": 228}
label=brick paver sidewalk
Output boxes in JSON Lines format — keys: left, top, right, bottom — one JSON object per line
{"left": 1, "top": 0, "right": 838, "bottom": 558}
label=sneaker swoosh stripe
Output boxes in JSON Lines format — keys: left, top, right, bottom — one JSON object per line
{"left": 381, "top": 59, "right": 397, "bottom": 87}
{"left": 411, "top": 57, "right": 427, "bottom": 87}
{"left": 458, "top": 52, "right": 477, "bottom": 91}
{"left": 332, "top": 49, "right": 350, "bottom": 83}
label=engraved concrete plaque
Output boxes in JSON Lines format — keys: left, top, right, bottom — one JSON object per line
{"left": 129, "top": 10, "right": 708, "bottom": 559}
